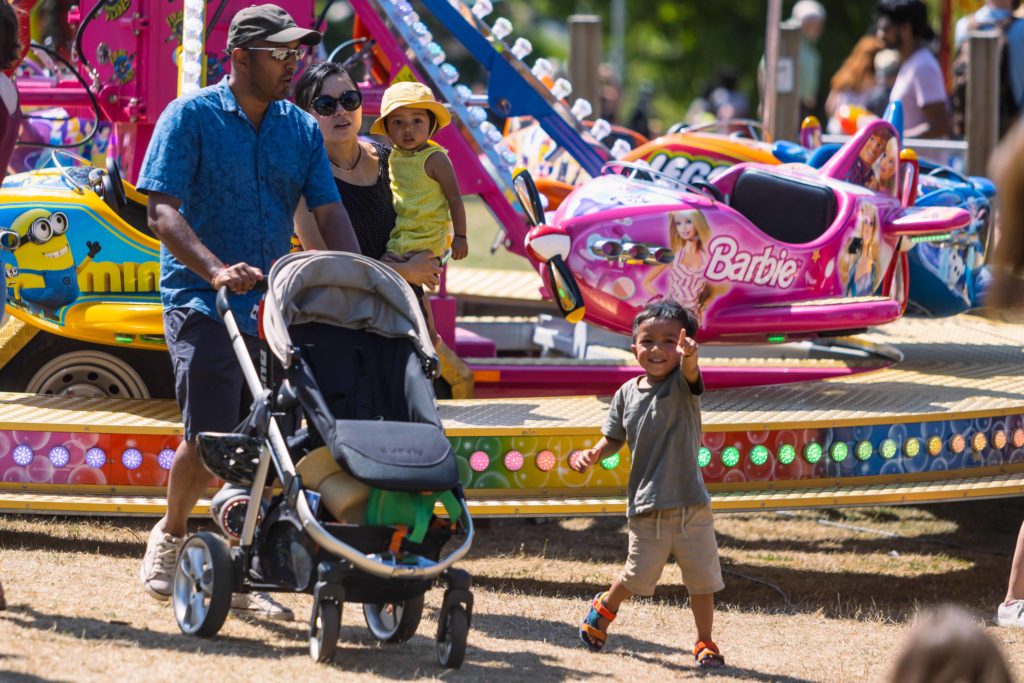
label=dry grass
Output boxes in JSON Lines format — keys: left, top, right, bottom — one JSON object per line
{"left": 3, "top": 500, "right": 1024, "bottom": 682}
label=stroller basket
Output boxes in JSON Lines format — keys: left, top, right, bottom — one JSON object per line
{"left": 196, "top": 431, "right": 262, "bottom": 486}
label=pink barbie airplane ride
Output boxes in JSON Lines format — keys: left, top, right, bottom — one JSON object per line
{"left": 524, "top": 119, "right": 970, "bottom": 343}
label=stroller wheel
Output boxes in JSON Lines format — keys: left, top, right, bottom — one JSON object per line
{"left": 436, "top": 605, "right": 468, "bottom": 669}
{"left": 363, "top": 594, "right": 424, "bottom": 643}
{"left": 309, "top": 599, "right": 341, "bottom": 664}
{"left": 172, "top": 532, "right": 233, "bottom": 637}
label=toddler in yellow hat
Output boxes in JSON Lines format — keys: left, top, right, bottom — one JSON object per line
{"left": 371, "top": 81, "right": 466, "bottom": 344}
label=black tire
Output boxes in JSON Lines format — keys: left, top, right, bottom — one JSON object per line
{"left": 363, "top": 594, "right": 425, "bottom": 643}
{"left": 0, "top": 330, "right": 174, "bottom": 398}
{"left": 436, "top": 606, "right": 469, "bottom": 669}
{"left": 172, "top": 532, "right": 233, "bottom": 638}
{"left": 310, "top": 599, "right": 341, "bottom": 664}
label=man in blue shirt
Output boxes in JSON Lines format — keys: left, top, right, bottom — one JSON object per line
{"left": 137, "top": 4, "right": 359, "bottom": 618}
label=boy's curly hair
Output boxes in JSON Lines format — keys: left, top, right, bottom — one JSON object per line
{"left": 632, "top": 299, "right": 699, "bottom": 340}
{"left": 1, "top": 0, "right": 22, "bottom": 72}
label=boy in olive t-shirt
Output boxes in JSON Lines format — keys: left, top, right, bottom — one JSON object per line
{"left": 572, "top": 299, "right": 725, "bottom": 669}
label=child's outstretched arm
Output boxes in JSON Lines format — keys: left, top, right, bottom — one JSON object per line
{"left": 426, "top": 152, "right": 468, "bottom": 259}
{"left": 571, "top": 435, "right": 625, "bottom": 472}
{"left": 678, "top": 328, "right": 700, "bottom": 385}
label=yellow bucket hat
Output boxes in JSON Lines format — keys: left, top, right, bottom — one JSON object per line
{"left": 369, "top": 81, "right": 452, "bottom": 136}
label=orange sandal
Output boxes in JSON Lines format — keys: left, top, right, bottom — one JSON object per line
{"left": 693, "top": 640, "right": 726, "bottom": 668}
{"left": 579, "top": 591, "right": 617, "bottom": 651}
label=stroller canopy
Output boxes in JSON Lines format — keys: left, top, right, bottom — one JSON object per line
{"left": 264, "top": 251, "right": 436, "bottom": 368}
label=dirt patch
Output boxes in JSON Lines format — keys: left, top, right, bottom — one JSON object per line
{"left": 2, "top": 501, "right": 1024, "bottom": 682}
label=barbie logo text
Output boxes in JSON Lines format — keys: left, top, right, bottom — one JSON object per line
{"left": 704, "top": 236, "right": 801, "bottom": 288}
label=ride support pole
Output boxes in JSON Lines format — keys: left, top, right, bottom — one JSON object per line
{"left": 568, "top": 15, "right": 602, "bottom": 114}
{"left": 965, "top": 30, "right": 999, "bottom": 177}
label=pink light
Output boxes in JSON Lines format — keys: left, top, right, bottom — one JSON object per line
{"left": 503, "top": 450, "right": 524, "bottom": 471}
{"left": 469, "top": 451, "right": 490, "bottom": 472}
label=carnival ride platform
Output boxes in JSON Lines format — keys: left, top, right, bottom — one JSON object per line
{"left": 0, "top": 314, "right": 1022, "bottom": 516}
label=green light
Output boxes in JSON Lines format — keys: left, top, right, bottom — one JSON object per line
{"left": 767, "top": 334, "right": 786, "bottom": 344}
{"left": 600, "top": 452, "right": 620, "bottom": 470}
{"left": 749, "top": 445, "right": 769, "bottom": 466}
{"left": 880, "top": 439, "right": 898, "bottom": 459}
{"left": 855, "top": 440, "right": 873, "bottom": 461}
{"left": 830, "top": 441, "right": 849, "bottom": 462}
{"left": 903, "top": 438, "right": 921, "bottom": 458}
{"left": 139, "top": 334, "right": 166, "bottom": 344}
{"left": 721, "top": 446, "right": 740, "bottom": 467}
{"left": 803, "top": 442, "right": 823, "bottom": 464}
{"left": 910, "top": 232, "right": 952, "bottom": 243}
{"left": 778, "top": 444, "right": 796, "bottom": 465}
{"left": 698, "top": 447, "right": 711, "bottom": 468}
{"left": 114, "top": 334, "right": 134, "bottom": 344}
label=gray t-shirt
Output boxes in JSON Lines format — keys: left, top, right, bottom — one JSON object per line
{"left": 602, "top": 366, "right": 709, "bottom": 517}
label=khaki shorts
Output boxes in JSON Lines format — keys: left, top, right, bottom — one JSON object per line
{"left": 621, "top": 504, "right": 725, "bottom": 597}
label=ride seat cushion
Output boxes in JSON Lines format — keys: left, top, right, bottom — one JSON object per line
{"left": 729, "top": 169, "right": 837, "bottom": 244}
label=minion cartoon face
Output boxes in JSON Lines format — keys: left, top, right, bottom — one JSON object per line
{"left": 0, "top": 209, "right": 80, "bottom": 318}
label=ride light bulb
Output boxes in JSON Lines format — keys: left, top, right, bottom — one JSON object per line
{"left": 85, "top": 447, "right": 107, "bottom": 468}
{"left": 610, "top": 139, "right": 632, "bottom": 159}
{"left": 511, "top": 38, "right": 533, "bottom": 59}
{"left": 471, "top": 0, "right": 493, "bottom": 19}
{"left": 48, "top": 446, "right": 70, "bottom": 468}
{"left": 570, "top": 98, "right": 593, "bottom": 120}
{"left": 466, "top": 106, "right": 487, "bottom": 126}
{"left": 550, "top": 78, "right": 572, "bottom": 100}
{"left": 503, "top": 450, "right": 524, "bottom": 472}
{"left": 412, "top": 22, "right": 433, "bottom": 45}
{"left": 454, "top": 84, "right": 473, "bottom": 104}
{"left": 400, "top": 10, "right": 420, "bottom": 25}
{"left": 427, "top": 43, "right": 446, "bottom": 65}
{"left": 469, "top": 450, "right": 489, "bottom": 472}
{"left": 479, "top": 121, "right": 503, "bottom": 145}
{"left": 494, "top": 142, "right": 517, "bottom": 166}
{"left": 12, "top": 444, "right": 33, "bottom": 466}
{"left": 158, "top": 448, "right": 176, "bottom": 471}
{"left": 395, "top": 0, "right": 414, "bottom": 16}
{"left": 591, "top": 118, "right": 612, "bottom": 141}
{"left": 535, "top": 450, "right": 556, "bottom": 472}
{"left": 440, "top": 63, "right": 460, "bottom": 84}
{"left": 531, "top": 58, "right": 553, "bottom": 81}
{"left": 491, "top": 17, "right": 513, "bottom": 40}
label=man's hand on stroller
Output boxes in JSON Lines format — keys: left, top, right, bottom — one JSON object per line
{"left": 212, "top": 262, "right": 264, "bottom": 294}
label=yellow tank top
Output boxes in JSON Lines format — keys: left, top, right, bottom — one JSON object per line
{"left": 385, "top": 142, "right": 453, "bottom": 257}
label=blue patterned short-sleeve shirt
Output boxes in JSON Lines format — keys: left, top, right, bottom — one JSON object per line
{"left": 137, "top": 78, "right": 340, "bottom": 334}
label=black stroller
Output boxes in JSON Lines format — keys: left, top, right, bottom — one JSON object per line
{"left": 171, "top": 251, "right": 474, "bottom": 668}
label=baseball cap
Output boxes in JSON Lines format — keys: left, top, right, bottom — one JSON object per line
{"left": 226, "top": 4, "right": 321, "bottom": 52}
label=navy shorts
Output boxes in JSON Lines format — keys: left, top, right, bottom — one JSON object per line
{"left": 164, "top": 307, "right": 263, "bottom": 441}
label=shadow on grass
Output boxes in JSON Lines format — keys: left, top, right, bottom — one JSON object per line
{"left": 0, "top": 673, "right": 73, "bottom": 683}
{"left": 2, "top": 605, "right": 307, "bottom": 659}
{"left": 465, "top": 500, "right": 1019, "bottom": 623}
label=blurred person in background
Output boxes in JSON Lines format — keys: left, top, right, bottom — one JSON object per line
{"left": 825, "top": 35, "right": 883, "bottom": 134}
{"left": 875, "top": 0, "right": 950, "bottom": 139}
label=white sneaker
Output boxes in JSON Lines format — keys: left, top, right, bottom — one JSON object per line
{"left": 995, "top": 600, "right": 1024, "bottom": 628}
{"left": 231, "top": 592, "right": 294, "bottom": 621}
{"left": 139, "top": 528, "right": 183, "bottom": 601}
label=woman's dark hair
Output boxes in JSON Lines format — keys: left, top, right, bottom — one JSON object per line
{"left": 632, "top": 299, "right": 699, "bottom": 340}
{"left": 294, "top": 61, "right": 356, "bottom": 112}
{"left": 875, "top": 0, "right": 935, "bottom": 41}
{"left": 1, "top": 0, "right": 22, "bottom": 72}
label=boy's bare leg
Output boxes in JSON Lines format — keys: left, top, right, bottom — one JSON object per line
{"left": 593, "top": 578, "right": 634, "bottom": 631}
{"left": 1005, "top": 521, "right": 1024, "bottom": 603}
{"left": 421, "top": 290, "right": 442, "bottom": 346}
{"left": 690, "top": 592, "right": 715, "bottom": 643}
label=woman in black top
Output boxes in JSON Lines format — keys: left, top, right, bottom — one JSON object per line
{"left": 293, "top": 62, "right": 442, "bottom": 289}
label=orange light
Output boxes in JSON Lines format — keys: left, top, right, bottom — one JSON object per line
{"left": 1013, "top": 428, "right": 1024, "bottom": 449}
{"left": 926, "top": 436, "right": 943, "bottom": 456}
{"left": 971, "top": 432, "right": 988, "bottom": 452}
{"left": 993, "top": 430, "right": 1007, "bottom": 450}
{"left": 473, "top": 370, "right": 502, "bottom": 383}
{"left": 949, "top": 434, "right": 966, "bottom": 454}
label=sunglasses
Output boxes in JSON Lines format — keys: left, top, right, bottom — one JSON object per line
{"left": 311, "top": 90, "right": 363, "bottom": 116}
{"left": 243, "top": 46, "right": 306, "bottom": 62}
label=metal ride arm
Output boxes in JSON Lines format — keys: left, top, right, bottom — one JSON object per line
{"left": 214, "top": 287, "right": 474, "bottom": 581}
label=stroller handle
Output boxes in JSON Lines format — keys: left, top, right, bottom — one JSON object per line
{"left": 215, "top": 281, "right": 268, "bottom": 318}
